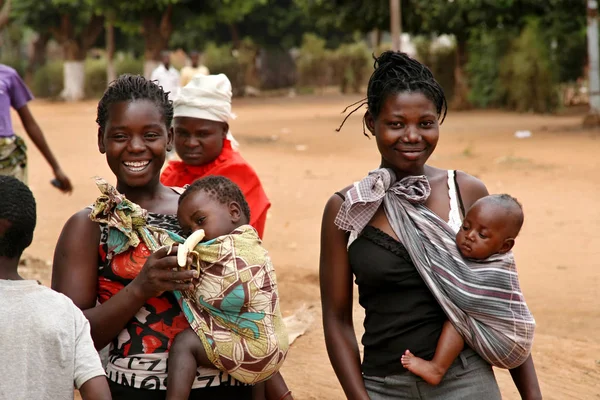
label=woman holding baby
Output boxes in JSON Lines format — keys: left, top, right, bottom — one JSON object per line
{"left": 319, "top": 51, "right": 542, "bottom": 399}
{"left": 50, "top": 75, "right": 290, "bottom": 400}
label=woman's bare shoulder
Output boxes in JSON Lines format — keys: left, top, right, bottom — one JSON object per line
{"left": 455, "top": 170, "right": 489, "bottom": 209}
{"left": 334, "top": 184, "right": 354, "bottom": 199}
{"left": 59, "top": 208, "right": 100, "bottom": 239}
{"left": 323, "top": 184, "right": 353, "bottom": 218}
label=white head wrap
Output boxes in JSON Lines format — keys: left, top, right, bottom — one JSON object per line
{"left": 173, "top": 74, "right": 239, "bottom": 150}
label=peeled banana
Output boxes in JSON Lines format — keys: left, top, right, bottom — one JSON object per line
{"left": 177, "top": 229, "right": 206, "bottom": 269}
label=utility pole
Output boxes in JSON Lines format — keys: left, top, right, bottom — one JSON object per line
{"left": 587, "top": 0, "right": 600, "bottom": 114}
{"left": 390, "top": 0, "right": 402, "bottom": 51}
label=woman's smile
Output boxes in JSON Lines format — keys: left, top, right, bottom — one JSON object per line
{"left": 123, "top": 160, "right": 151, "bottom": 173}
{"left": 394, "top": 147, "right": 426, "bottom": 161}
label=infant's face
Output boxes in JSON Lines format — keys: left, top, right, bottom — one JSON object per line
{"left": 177, "top": 190, "right": 235, "bottom": 241}
{"left": 455, "top": 201, "right": 510, "bottom": 259}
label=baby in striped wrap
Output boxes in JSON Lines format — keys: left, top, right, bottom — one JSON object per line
{"left": 166, "top": 175, "right": 289, "bottom": 400}
{"left": 401, "top": 194, "right": 525, "bottom": 385}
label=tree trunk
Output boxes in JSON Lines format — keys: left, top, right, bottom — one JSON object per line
{"left": 61, "top": 61, "right": 86, "bottom": 101}
{"left": 229, "top": 23, "right": 240, "bottom": 49}
{"left": 369, "top": 29, "right": 382, "bottom": 50}
{"left": 390, "top": 0, "right": 401, "bottom": 51}
{"left": 52, "top": 14, "right": 104, "bottom": 101}
{"left": 106, "top": 16, "right": 116, "bottom": 85}
{"left": 141, "top": 5, "right": 173, "bottom": 78}
{"left": 586, "top": 0, "right": 600, "bottom": 120}
{"left": 25, "top": 32, "right": 50, "bottom": 85}
{"left": 0, "top": 0, "right": 11, "bottom": 31}
{"left": 451, "top": 36, "right": 471, "bottom": 110}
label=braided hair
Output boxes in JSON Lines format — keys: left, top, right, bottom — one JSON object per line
{"left": 179, "top": 176, "right": 251, "bottom": 223}
{"left": 96, "top": 74, "right": 173, "bottom": 130}
{"left": 338, "top": 51, "right": 448, "bottom": 136}
{"left": 0, "top": 176, "right": 36, "bottom": 258}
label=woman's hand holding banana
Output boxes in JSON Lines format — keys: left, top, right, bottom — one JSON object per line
{"left": 177, "top": 229, "right": 206, "bottom": 270}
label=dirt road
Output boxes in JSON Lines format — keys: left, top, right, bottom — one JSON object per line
{"left": 14, "top": 95, "right": 600, "bottom": 399}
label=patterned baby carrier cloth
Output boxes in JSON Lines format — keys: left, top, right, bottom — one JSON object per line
{"left": 0, "top": 136, "right": 27, "bottom": 183}
{"left": 89, "top": 178, "right": 289, "bottom": 384}
{"left": 335, "top": 168, "right": 535, "bottom": 369}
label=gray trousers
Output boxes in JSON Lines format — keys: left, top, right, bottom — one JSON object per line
{"left": 364, "top": 348, "right": 502, "bottom": 400}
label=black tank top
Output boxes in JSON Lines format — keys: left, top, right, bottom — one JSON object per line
{"left": 348, "top": 225, "right": 447, "bottom": 377}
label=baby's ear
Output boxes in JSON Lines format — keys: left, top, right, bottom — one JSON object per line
{"left": 229, "top": 201, "right": 242, "bottom": 223}
{"left": 498, "top": 238, "right": 515, "bottom": 254}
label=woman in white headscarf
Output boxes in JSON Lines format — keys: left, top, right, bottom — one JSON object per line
{"left": 161, "top": 74, "right": 270, "bottom": 238}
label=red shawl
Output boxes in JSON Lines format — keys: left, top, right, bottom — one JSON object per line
{"left": 161, "top": 140, "right": 270, "bottom": 238}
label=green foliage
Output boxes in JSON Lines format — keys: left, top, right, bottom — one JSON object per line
{"left": 296, "top": 0, "right": 390, "bottom": 33}
{"left": 169, "top": 0, "right": 267, "bottom": 50}
{"left": 84, "top": 58, "right": 106, "bottom": 98}
{"left": 413, "top": 36, "right": 456, "bottom": 102}
{"left": 12, "top": 0, "right": 95, "bottom": 35}
{"left": 333, "top": 41, "right": 371, "bottom": 93}
{"left": 0, "top": 56, "right": 26, "bottom": 78}
{"left": 85, "top": 56, "right": 145, "bottom": 98}
{"left": 499, "top": 18, "right": 559, "bottom": 113}
{"left": 466, "top": 28, "right": 514, "bottom": 108}
{"left": 0, "top": 24, "right": 27, "bottom": 77}
{"left": 296, "top": 33, "right": 370, "bottom": 93}
{"left": 466, "top": 1, "right": 585, "bottom": 110}
{"left": 297, "top": 33, "right": 330, "bottom": 87}
{"left": 203, "top": 41, "right": 257, "bottom": 96}
{"left": 31, "top": 56, "right": 146, "bottom": 99}
{"left": 238, "top": 0, "right": 312, "bottom": 49}
{"left": 115, "top": 55, "right": 143, "bottom": 76}
{"left": 538, "top": 0, "right": 586, "bottom": 83}
{"left": 32, "top": 61, "right": 64, "bottom": 98}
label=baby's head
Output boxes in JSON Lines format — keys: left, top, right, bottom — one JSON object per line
{"left": 456, "top": 194, "right": 524, "bottom": 260}
{"left": 177, "top": 176, "right": 251, "bottom": 241}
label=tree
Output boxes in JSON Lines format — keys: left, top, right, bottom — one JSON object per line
{"left": 85, "top": 0, "right": 181, "bottom": 78}
{"left": 170, "top": 0, "right": 268, "bottom": 51}
{"left": 12, "top": 0, "right": 104, "bottom": 101}
{"left": 0, "top": 0, "right": 11, "bottom": 31}
{"left": 203, "top": 0, "right": 268, "bottom": 49}
{"left": 297, "top": 0, "right": 391, "bottom": 36}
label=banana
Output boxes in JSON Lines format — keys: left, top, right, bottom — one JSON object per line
{"left": 177, "top": 229, "right": 206, "bottom": 268}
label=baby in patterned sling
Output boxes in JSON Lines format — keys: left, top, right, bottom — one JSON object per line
{"left": 166, "top": 176, "right": 290, "bottom": 400}
{"left": 401, "top": 194, "right": 526, "bottom": 385}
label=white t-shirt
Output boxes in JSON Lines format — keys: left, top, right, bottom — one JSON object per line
{"left": 150, "top": 64, "right": 181, "bottom": 99}
{"left": 0, "top": 280, "right": 105, "bottom": 400}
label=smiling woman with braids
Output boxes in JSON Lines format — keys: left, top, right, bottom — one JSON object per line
{"left": 320, "top": 52, "right": 542, "bottom": 399}
{"left": 51, "top": 75, "right": 254, "bottom": 399}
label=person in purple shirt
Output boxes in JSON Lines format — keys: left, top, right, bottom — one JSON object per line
{"left": 0, "top": 64, "right": 72, "bottom": 192}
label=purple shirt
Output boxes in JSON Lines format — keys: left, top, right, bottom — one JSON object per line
{"left": 0, "top": 65, "right": 33, "bottom": 137}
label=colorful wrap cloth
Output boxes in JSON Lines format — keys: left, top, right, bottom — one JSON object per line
{"left": 0, "top": 135, "right": 27, "bottom": 183}
{"left": 90, "top": 178, "right": 288, "bottom": 384}
{"left": 334, "top": 169, "right": 535, "bottom": 369}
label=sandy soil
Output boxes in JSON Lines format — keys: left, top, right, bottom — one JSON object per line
{"left": 13, "top": 94, "right": 600, "bottom": 399}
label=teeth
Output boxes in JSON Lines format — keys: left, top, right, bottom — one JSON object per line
{"left": 124, "top": 161, "right": 150, "bottom": 167}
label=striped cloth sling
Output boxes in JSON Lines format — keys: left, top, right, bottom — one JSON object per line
{"left": 334, "top": 168, "right": 535, "bottom": 369}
